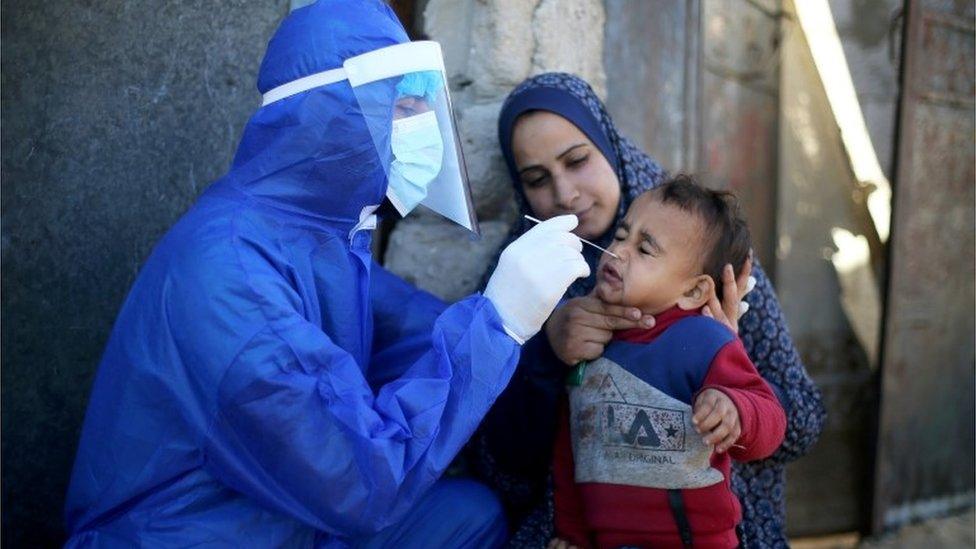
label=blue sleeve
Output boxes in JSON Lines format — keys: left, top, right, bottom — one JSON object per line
{"left": 468, "top": 328, "right": 566, "bottom": 521}
{"left": 739, "top": 261, "right": 827, "bottom": 464}
{"left": 201, "top": 274, "right": 520, "bottom": 537}
{"left": 367, "top": 261, "right": 448, "bottom": 390}
{"left": 477, "top": 331, "right": 564, "bottom": 474}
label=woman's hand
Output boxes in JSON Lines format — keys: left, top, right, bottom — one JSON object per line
{"left": 702, "top": 252, "right": 755, "bottom": 333}
{"left": 544, "top": 294, "right": 654, "bottom": 366}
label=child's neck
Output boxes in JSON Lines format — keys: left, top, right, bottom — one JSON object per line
{"left": 613, "top": 305, "right": 701, "bottom": 343}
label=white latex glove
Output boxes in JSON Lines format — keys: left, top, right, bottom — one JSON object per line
{"left": 484, "top": 214, "right": 591, "bottom": 344}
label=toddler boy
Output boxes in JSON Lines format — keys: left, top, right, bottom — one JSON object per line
{"left": 550, "top": 175, "right": 786, "bottom": 549}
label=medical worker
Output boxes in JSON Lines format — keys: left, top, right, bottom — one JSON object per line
{"left": 64, "top": 1, "right": 589, "bottom": 547}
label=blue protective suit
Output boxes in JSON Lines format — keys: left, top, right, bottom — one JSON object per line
{"left": 64, "top": 2, "right": 520, "bottom": 546}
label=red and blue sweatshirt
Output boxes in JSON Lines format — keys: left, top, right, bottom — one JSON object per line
{"left": 553, "top": 307, "right": 786, "bottom": 549}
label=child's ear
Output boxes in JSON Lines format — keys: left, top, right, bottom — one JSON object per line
{"left": 676, "top": 275, "right": 714, "bottom": 311}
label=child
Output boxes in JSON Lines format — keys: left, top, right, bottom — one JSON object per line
{"left": 549, "top": 175, "right": 786, "bottom": 549}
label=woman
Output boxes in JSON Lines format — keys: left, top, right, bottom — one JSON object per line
{"left": 470, "top": 73, "right": 826, "bottom": 548}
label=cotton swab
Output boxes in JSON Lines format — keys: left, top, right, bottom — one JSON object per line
{"left": 523, "top": 215, "right": 620, "bottom": 259}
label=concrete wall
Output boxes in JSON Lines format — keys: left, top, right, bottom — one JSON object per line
{"left": 1, "top": 2, "right": 288, "bottom": 545}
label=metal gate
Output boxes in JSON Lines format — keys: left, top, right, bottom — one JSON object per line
{"left": 872, "top": 0, "right": 975, "bottom": 533}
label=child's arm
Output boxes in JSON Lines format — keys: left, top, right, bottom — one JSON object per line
{"left": 552, "top": 397, "right": 591, "bottom": 547}
{"left": 693, "top": 337, "right": 786, "bottom": 461}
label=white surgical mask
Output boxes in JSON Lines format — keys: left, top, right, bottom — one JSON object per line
{"left": 386, "top": 110, "right": 444, "bottom": 214}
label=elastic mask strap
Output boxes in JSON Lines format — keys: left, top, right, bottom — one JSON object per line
{"left": 262, "top": 67, "right": 348, "bottom": 106}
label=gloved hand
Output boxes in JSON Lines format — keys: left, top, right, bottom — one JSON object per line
{"left": 484, "top": 215, "right": 591, "bottom": 344}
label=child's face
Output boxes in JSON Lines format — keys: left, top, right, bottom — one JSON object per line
{"left": 595, "top": 194, "right": 709, "bottom": 314}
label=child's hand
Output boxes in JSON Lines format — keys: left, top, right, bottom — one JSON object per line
{"left": 547, "top": 538, "right": 581, "bottom": 549}
{"left": 692, "top": 389, "right": 741, "bottom": 453}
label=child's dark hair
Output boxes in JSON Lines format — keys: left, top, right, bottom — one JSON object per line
{"left": 650, "top": 174, "right": 751, "bottom": 284}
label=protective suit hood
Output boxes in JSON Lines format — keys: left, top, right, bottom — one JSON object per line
{"left": 225, "top": 0, "right": 408, "bottom": 227}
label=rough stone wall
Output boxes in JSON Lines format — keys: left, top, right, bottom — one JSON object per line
{"left": 384, "top": 0, "right": 607, "bottom": 301}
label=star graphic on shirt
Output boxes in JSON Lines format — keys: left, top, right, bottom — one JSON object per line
{"left": 665, "top": 425, "right": 679, "bottom": 438}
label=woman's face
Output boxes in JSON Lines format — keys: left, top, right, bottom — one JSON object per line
{"left": 510, "top": 111, "right": 621, "bottom": 240}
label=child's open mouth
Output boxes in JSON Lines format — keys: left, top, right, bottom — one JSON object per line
{"left": 599, "top": 262, "right": 624, "bottom": 288}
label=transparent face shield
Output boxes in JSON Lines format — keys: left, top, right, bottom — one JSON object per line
{"left": 261, "top": 41, "right": 478, "bottom": 234}
{"left": 345, "top": 42, "right": 478, "bottom": 234}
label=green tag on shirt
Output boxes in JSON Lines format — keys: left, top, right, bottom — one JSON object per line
{"left": 566, "top": 361, "right": 588, "bottom": 386}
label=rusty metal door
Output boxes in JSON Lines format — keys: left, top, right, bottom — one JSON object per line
{"left": 873, "top": 0, "right": 975, "bottom": 533}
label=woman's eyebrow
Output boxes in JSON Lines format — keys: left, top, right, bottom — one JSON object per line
{"left": 556, "top": 143, "right": 588, "bottom": 160}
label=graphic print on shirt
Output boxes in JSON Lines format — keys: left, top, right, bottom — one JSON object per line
{"left": 598, "top": 374, "right": 684, "bottom": 451}
{"left": 569, "top": 358, "right": 723, "bottom": 490}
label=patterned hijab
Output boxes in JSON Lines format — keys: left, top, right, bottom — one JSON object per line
{"left": 492, "top": 72, "right": 668, "bottom": 297}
